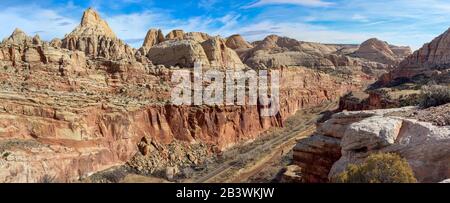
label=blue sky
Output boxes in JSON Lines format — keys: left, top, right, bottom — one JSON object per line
{"left": 1, "top": 0, "right": 450, "bottom": 50}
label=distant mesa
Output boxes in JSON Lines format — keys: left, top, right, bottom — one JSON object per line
{"left": 378, "top": 28, "right": 450, "bottom": 86}
{"left": 351, "top": 38, "right": 411, "bottom": 65}
{"left": 225, "top": 34, "right": 253, "bottom": 50}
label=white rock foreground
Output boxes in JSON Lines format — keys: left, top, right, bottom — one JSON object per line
{"left": 294, "top": 107, "right": 450, "bottom": 183}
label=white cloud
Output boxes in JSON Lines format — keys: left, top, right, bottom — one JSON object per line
{"left": 198, "top": 0, "right": 219, "bottom": 10}
{"left": 351, "top": 14, "right": 369, "bottom": 22}
{"left": 105, "top": 11, "right": 169, "bottom": 47}
{"left": 1, "top": 0, "right": 447, "bottom": 51}
{"left": 243, "top": 0, "right": 334, "bottom": 8}
{"left": 0, "top": 6, "right": 78, "bottom": 41}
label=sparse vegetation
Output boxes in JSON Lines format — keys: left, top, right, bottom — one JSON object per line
{"left": 333, "top": 153, "right": 417, "bottom": 183}
{"left": 420, "top": 85, "right": 450, "bottom": 108}
{"left": 38, "top": 175, "right": 57, "bottom": 183}
{"left": 1, "top": 151, "right": 11, "bottom": 159}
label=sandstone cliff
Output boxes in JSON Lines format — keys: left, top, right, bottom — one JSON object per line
{"left": 61, "top": 8, "right": 135, "bottom": 60}
{"left": 0, "top": 8, "right": 372, "bottom": 183}
{"left": 239, "top": 35, "right": 397, "bottom": 78}
{"left": 141, "top": 29, "right": 165, "bottom": 53}
{"left": 226, "top": 34, "right": 253, "bottom": 50}
{"left": 293, "top": 106, "right": 450, "bottom": 183}
{"left": 146, "top": 37, "right": 244, "bottom": 69}
{"left": 379, "top": 28, "right": 450, "bottom": 86}
{"left": 351, "top": 38, "right": 411, "bottom": 65}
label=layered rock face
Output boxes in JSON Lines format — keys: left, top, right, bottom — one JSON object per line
{"left": 147, "top": 37, "right": 244, "bottom": 69}
{"left": 351, "top": 38, "right": 411, "bottom": 65}
{"left": 380, "top": 28, "right": 450, "bottom": 85}
{"left": 141, "top": 29, "right": 165, "bottom": 53}
{"left": 201, "top": 37, "right": 244, "bottom": 69}
{"left": 61, "top": 8, "right": 135, "bottom": 60}
{"left": 0, "top": 29, "right": 87, "bottom": 73}
{"left": 165, "top": 30, "right": 211, "bottom": 42}
{"left": 0, "top": 62, "right": 362, "bottom": 182}
{"left": 238, "top": 35, "right": 398, "bottom": 78}
{"left": 294, "top": 107, "right": 450, "bottom": 183}
{"left": 147, "top": 40, "right": 211, "bottom": 68}
{"left": 242, "top": 35, "right": 348, "bottom": 69}
{"left": 226, "top": 34, "right": 253, "bottom": 50}
{"left": 165, "top": 30, "right": 185, "bottom": 41}
{"left": 0, "top": 8, "right": 373, "bottom": 182}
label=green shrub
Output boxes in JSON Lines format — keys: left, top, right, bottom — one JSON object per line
{"left": 420, "top": 85, "right": 450, "bottom": 108}
{"left": 334, "top": 153, "right": 417, "bottom": 183}
{"left": 39, "top": 175, "right": 57, "bottom": 183}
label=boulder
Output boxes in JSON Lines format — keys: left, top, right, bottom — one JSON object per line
{"left": 294, "top": 107, "right": 450, "bottom": 183}
{"left": 147, "top": 39, "right": 210, "bottom": 68}
{"left": 200, "top": 37, "right": 244, "bottom": 69}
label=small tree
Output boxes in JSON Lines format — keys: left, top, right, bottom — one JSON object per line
{"left": 420, "top": 85, "right": 450, "bottom": 108}
{"left": 334, "top": 153, "right": 417, "bottom": 183}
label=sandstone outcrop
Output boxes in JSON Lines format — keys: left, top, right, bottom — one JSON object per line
{"left": 62, "top": 8, "right": 135, "bottom": 60}
{"left": 165, "top": 30, "right": 211, "bottom": 42}
{"left": 184, "top": 32, "right": 211, "bottom": 42}
{"left": 201, "top": 37, "right": 244, "bottom": 69}
{"left": 239, "top": 35, "right": 394, "bottom": 78}
{"left": 0, "top": 8, "right": 372, "bottom": 183}
{"left": 293, "top": 107, "right": 450, "bottom": 183}
{"left": 379, "top": 28, "right": 450, "bottom": 86}
{"left": 0, "top": 64, "right": 362, "bottom": 182}
{"left": 351, "top": 38, "right": 411, "bottom": 65}
{"left": 0, "top": 29, "right": 87, "bottom": 74}
{"left": 165, "top": 29, "right": 185, "bottom": 41}
{"left": 147, "top": 37, "right": 244, "bottom": 69}
{"left": 142, "top": 29, "right": 165, "bottom": 52}
{"left": 225, "top": 34, "right": 253, "bottom": 50}
{"left": 147, "top": 39, "right": 210, "bottom": 68}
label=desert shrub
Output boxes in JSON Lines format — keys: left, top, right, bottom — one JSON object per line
{"left": 340, "top": 92, "right": 362, "bottom": 103}
{"left": 102, "top": 169, "right": 127, "bottom": 183}
{"left": 420, "top": 85, "right": 450, "bottom": 108}
{"left": 369, "top": 88, "right": 392, "bottom": 100}
{"left": 399, "top": 93, "right": 421, "bottom": 107}
{"left": 333, "top": 153, "right": 417, "bottom": 183}
{"left": 39, "top": 175, "right": 57, "bottom": 183}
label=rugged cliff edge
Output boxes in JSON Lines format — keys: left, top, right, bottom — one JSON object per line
{"left": 0, "top": 8, "right": 398, "bottom": 182}
{"left": 379, "top": 27, "right": 450, "bottom": 86}
{"left": 292, "top": 106, "right": 450, "bottom": 183}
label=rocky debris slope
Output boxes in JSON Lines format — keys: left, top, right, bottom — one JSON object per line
{"left": 379, "top": 28, "right": 450, "bottom": 86}
{"left": 351, "top": 38, "right": 411, "bottom": 65}
{"left": 61, "top": 8, "right": 135, "bottom": 60}
{"left": 293, "top": 107, "right": 450, "bottom": 183}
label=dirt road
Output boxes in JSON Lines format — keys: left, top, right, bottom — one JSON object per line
{"left": 193, "top": 102, "right": 336, "bottom": 183}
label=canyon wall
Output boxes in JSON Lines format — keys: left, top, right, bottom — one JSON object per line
{"left": 0, "top": 8, "right": 391, "bottom": 183}
{"left": 293, "top": 107, "right": 450, "bottom": 183}
{"left": 0, "top": 65, "right": 362, "bottom": 182}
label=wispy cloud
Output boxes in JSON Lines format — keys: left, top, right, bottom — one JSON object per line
{"left": 243, "top": 0, "right": 334, "bottom": 8}
{"left": 2, "top": 0, "right": 450, "bottom": 50}
{"left": 0, "top": 5, "right": 77, "bottom": 41}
